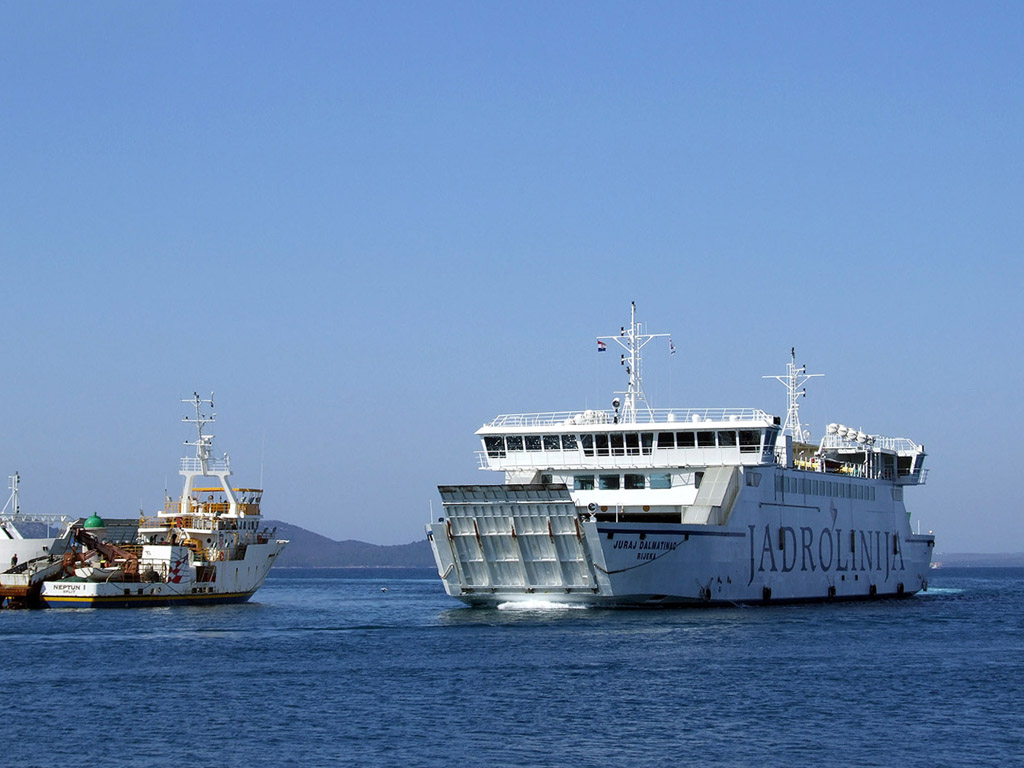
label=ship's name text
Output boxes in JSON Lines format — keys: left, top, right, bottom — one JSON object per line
{"left": 612, "top": 538, "right": 680, "bottom": 562}
{"left": 747, "top": 525, "right": 906, "bottom": 585}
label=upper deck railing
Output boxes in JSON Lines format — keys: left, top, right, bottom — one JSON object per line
{"left": 820, "top": 435, "right": 924, "bottom": 453}
{"left": 180, "top": 456, "right": 231, "bottom": 474}
{"left": 483, "top": 408, "right": 774, "bottom": 430}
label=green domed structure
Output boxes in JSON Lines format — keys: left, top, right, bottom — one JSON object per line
{"left": 83, "top": 514, "right": 105, "bottom": 530}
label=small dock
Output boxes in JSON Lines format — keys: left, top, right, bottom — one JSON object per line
{"left": 0, "top": 556, "right": 66, "bottom": 608}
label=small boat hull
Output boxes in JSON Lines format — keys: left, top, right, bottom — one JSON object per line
{"left": 40, "top": 582, "right": 257, "bottom": 609}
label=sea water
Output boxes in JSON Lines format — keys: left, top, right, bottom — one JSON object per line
{"left": 2, "top": 567, "right": 1022, "bottom": 767}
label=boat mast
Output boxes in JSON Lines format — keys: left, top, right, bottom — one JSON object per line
{"left": 763, "top": 348, "right": 823, "bottom": 443}
{"left": 1, "top": 472, "right": 20, "bottom": 517}
{"left": 597, "top": 302, "right": 669, "bottom": 423}
{"left": 181, "top": 392, "right": 239, "bottom": 517}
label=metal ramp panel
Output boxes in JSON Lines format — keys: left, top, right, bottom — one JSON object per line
{"left": 437, "top": 485, "right": 597, "bottom": 593}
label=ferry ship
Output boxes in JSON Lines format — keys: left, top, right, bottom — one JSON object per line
{"left": 0, "top": 472, "right": 73, "bottom": 570}
{"left": 427, "top": 304, "right": 934, "bottom": 606}
{"left": 37, "top": 394, "right": 287, "bottom": 608}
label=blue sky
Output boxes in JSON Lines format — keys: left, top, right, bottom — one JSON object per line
{"left": 1, "top": 2, "right": 1021, "bottom": 551}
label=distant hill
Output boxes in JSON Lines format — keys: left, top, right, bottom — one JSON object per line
{"left": 265, "top": 520, "right": 435, "bottom": 568}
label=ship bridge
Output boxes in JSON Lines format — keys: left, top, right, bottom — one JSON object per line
{"left": 476, "top": 408, "right": 781, "bottom": 473}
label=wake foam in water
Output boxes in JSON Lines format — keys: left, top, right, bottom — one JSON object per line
{"left": 497, "top": 599, "right": 589, "bottom": 611}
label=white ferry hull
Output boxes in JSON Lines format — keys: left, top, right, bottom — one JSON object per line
{"left": 427, "top": 478, "right": 934, "bottom": 607}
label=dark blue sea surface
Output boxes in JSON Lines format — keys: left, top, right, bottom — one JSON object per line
{"left": 3, "top": 566, "right": 1022, "bottom": 767}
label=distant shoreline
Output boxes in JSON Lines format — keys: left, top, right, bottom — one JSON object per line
{"left": 932, "top": 553, "right": 1024, "bottom": 568}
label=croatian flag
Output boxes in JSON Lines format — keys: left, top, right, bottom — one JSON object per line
{"left": 597, "top": 340, "right": 607, "bottom": 352}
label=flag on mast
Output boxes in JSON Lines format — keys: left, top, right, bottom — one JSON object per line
{"left": 669, "top": 338, "right": 676, "bottom": 355}
{"left": 597, "top": 340, "right": 607, "bottom": 352}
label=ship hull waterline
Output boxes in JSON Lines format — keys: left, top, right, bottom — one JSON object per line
{"left": 40, "top": 590, "right": 258, "bottom": 609}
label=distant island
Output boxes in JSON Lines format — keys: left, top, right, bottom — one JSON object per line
{"left": 932, "top": 552, "right": 1024, "bottom": 568}
{"left": 266, "top": 520, "right": 435, "bottom": 568}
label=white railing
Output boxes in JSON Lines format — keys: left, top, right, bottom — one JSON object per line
{"left": 0, "top": 513, "right": 71, "bottom": 525}
{"left": 484, "top": 408, "right": 773, "bottom": 429}
{"left": 180, "top": 457, "right": 231, "bottom": 473}
{"left": 820, "top": 435, "right": 923, "bottom": 453}
{"left": 873, "top": 436, "right": 924, "bottom": 453}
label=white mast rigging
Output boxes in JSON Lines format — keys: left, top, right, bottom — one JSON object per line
{"left": 597, "top": 302, "right": 670, "bottom": 424}
{"left": 1, "top": 472, "right": 20, "bottom": 517}
{"left": 180, "top": 392, "right": 240, "bottom": 518}
{"left": 763, "top": 348, "right": 823, "bottom": 443}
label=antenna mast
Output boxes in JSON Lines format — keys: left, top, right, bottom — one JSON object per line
{"left": 183, "top": 392, "right": 216, "bottom": 473}
{"left": 763, "top": 348, "right": 823, "bottom": 443}
{"left": 597, "top": 302, "right": 670, "bottom": 423}
{"left": 1, "top": 472, "right": 20, "bottom": 516}
{"left": 177, "top": 391, "right": 239, "bottom": 518}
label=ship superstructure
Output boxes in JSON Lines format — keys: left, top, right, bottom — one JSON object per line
{"left": 37, "top": 394, "right": 287, "bottom": 608}
{"left": 0, "top": 472, "right": 73, "bottom": 569}
{"left": 427, "top": 304, "right": 934, "bottom": 606}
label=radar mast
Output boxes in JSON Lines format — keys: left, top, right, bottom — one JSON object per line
{"left": 178, "top": 392, "right": 240, "bottom": 518}
{"left": 763, "top": 348, "right": 823, "bottom": 443}
{"left": 597, "top": 302, "right": 670, "bottom": 423}
{"left": 1, "top": 472, "right": 20, "bottom": 517}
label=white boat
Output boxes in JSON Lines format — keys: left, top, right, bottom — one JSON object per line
{"left": 0, "top": 472, "right": 73, "bottom": 571}
{"left": 427, "top": 304, "right": 935, "bottom": 606}
{"left": 40, "top": 394, "right": 287, "bottom": 608}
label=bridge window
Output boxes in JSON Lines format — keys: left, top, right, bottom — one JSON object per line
{"left": 641, "top": 433, "right": 653, "bottom": 455}
{"left": 739, "top": 430, "right": 761, "bottom": 453}
{"left": 677, "top": 431, "right": 696, "bottom": 447}
{"left": 543, "top": 435, "right": 561, "bottom": 451}
{"left": 697, "top": 431, "right": 716, "bottom": 447}
{"left": 625, "top": 433, "right": 640, "bottom": 456}
{"left": 599, "top": 474, "right": 620, "bottom": 490}
{"left": 506, "top": 435, "right": 524, "bottom": 451}
{"left": 596, "top": 434, "right": 610, "bottom": 457}
{"left": 561, "top": 434, "right": 578, "bottom": 450}
{"left": 624, "top": 474, "right": 645, "bottom": 489}
{"left": 581, "top": 434, "right": 594, "bottom": 457}
{"left": 717, "top": 430, "right": 737, "bottom": 447}
{"left": 484, "top": 436, "right": 505, "bottom": 458}
{"left": 657, "top": 432, "right": 675, "bottom": 449}
{"left": 574, "top": 475, "right": 595, "bottom": 490}
{"left": 525, "top": 435, "right": 542, "bottom": 451}
{"left": 610, "top": 433, "right": 625, "bottom": 456}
